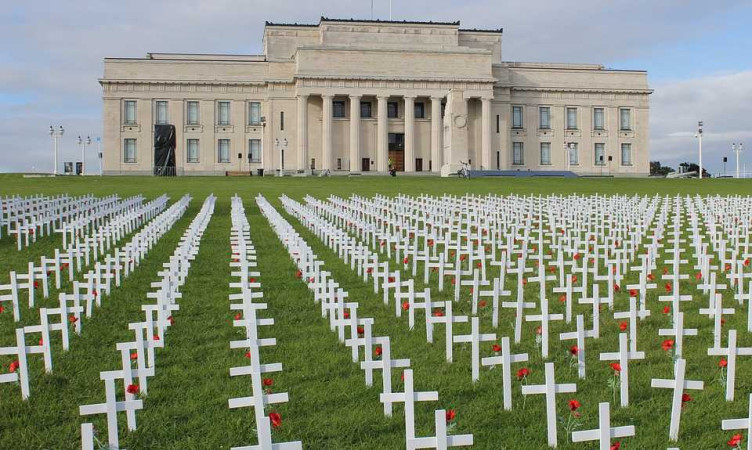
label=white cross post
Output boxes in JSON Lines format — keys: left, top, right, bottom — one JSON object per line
{"left": 598, "top": 333, "right": 640, "bottom": 407}
{"left": 407, "top": 409, "right": 474, "bottom": 449}
{"left": 0, "top": 328, "right": 31, "bottom": 399}
{"left": 559, "top": 315, "right": 595, "bottom": 379}
{"left": 432, "top": 301, "right": 468, "bottom": 363}
{"left": 232, "top": 414, "right": 303, "bottom": 450}
{"left": 721, "top": 393, "right": 752, "bottom": 450}
{"left": 79, "top": 376, "right": 144, "bottom": 449}
{"left": 361, "top": 337, "right": 411, "bottom": 416}
{"left": 708, "top": 329, "right": 752, "bottom": 402}
{"left": 380, "top": 369, "right": 439, "bottom": 448}
{"left": 571, "top": 402, "right": 635, "bottom": 450}
{"left": 699, "top": 293, "right": 735, "bottom": 350}
{"left": 453, "top": 316, "right": 497, "bottom": 381}
{"left": 525, "top": 295, "right": 563, "bottom": 359}
{"left": 650, "top": 358, "right": 704, "bottom": 441}
{"left": 521, "top": 362, "right": 577, "bottom": 448}
{"left": 480, "top": 336, "right": 529, "bottom": 410}
{"left": 658, "top": 312, "right": 697, "bottom": 359}
{"left": 613, "top": 297, "right": 648, "bottom": 357}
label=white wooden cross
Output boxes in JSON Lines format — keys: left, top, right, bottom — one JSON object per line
{"left": 453, "top": 316, "right": 497, "bottom": 381}
{"left": 380, "top": 369, "right": 439, "bottom": 447}
{"left": 577, "top": 284, "right": 607, "bottom": 338}
{"left": 501, "top": 286, "right": 535, "bottom": 344}
{"left": 0, "top": 328, "right": 31, "bottom": 399}
{"left": 79, "top": 375, "right": 144, "bottom": 449}
{"left": 721, "top": 393, "right": 752, "bottom": 450}
{"left": 361, "top": 337, "right": 411, "bottom": 416}
{"left": 552, "top": 274, "right": 574, "bottom": 324}
{"left": 699, "top": 292, "right": 735, "bottom": 350}
{"left": 650, "top": 358, "right": 704, "bottom": 441}
{"left": 598, "top": 333, "right": 641, "bottom": 407}
{"left": 229, "top": 369, "right": 290, "bottom": 426}
{"left": 559, "top": 315, "right": 595, "bottom": 379}
{"left": 525, "top": 295, "right": 563, "bottom": 359}
{"left": 231, "top": 414, "right": 303, "bottom": 450}
{"left": 431, "top": 301, "right": 469, "bottom": 363}
{"left": 707, "top": 329, "right": 752, "bottom": 402}
{"left": 480, "top": 336, "right": 529, "bottom": 410}
{"left": 521, "top": 362, "right": 577, "bottom": 448}
{"left": 407, "top": 409, "right": 474, "bottom": 449}
{"left": 658, "top": 311, "right": 697, "bottom": 359}
{"left": 571, "top": 402, "right": 635, "bottom": 449}
{"left": 612, "top": 297, "right": 648, "bottom": 358}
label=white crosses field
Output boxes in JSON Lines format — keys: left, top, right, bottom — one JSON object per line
{"left": 3, "top": 187, "right": 752, "bottom": 449}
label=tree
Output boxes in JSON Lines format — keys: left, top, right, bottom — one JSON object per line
{"left": 650, "top": 161, "right": 675, "bottom": 177}
{"left": 678, "top": 162, "right": 711, "bottom": 178}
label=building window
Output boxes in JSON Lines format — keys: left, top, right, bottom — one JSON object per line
{"left": 360, "top": 101, "right": 372, "bottom": 118}
{"left": 124, "top": 100, "right": 137, "bottom": 125}
{"left": 388, "top": 102, "right": 399, "bottom": 119}
{"left": 539, "top": 107, "right": 551, "bottom": 130}
{"left": 333, "top": 101, "right": 346, "bottom": 118}
{"left": 187, "top": 101, "right": 199, "bottom": 125}
{"left": 218, "top": 139, "right": 230, "bottom": 163}
{"left": 280, "top": 111, "right": 284, "bottom": 130}
{"left": 512, "top": 142, "right": 524, "bottom": 165}
{"left": 569, "top": 143, "right": 579, "bottom": 165}
{"left": 540, "top": 143, "right": 551, "bottom": 165}
{"left": 512, "top": 106, "right": 523, "bottom": 129}
{"left": 593, "top": 108, "right": 605, "bottom": 130}
{"left": 621, "top": 143, "right": 632, "bottom": 165}
{"left": 248, "top": 102, "right": 261, "bottom": 125}
{"left": 496, "top": 115, "right": 500, "bottom": 133}
{"left": 414, "top": 102, "right": 425, "bottom": 119}
{"left": 566, "top": 107, "right": 578, "bottom": 130}
{"left": 620, "top": 108, "right": 632, "bottom": 131}
{"left": 594, "top": 143, "right": 605, "bottom": 166}
{"left": 337, "top": 158, "right": 342, "bottom": 170}
{"left": 217, "top": 101, "right": 230, "bottom": 126}
{"left": 187, "top": 139, "right": 199, "bottom": 163}
{"left": 155, "top": 101, "right": 168, "bottom": 125}
{"left": 123, "top": 139, "right": 136, "bottom": 163}
{"left": 248, "top": 139, "right": 261, "bottom": 163}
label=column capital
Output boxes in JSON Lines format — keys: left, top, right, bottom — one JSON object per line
{"left": 376, "top": 94, "right": 390, "bottom": 101}
{"left": 481, "top": 96, "right": 494, "bottom": 102}
{"left": 321, "top": 93, "right": 335, "bottom": 100}
{"left": 348, "top": 94, "right": 362, "bottom": 99}
{"left": 403, "top": 94, "right": 417, "bottom": 100}
{"left": 296, "top": 93, "right": 309, "bottom": 99}
{"left": 430, "top": 95, "right": 445, "bottom": 101}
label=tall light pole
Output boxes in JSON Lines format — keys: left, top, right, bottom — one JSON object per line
{"left": 733, "top": 142, "right": 743, "bottom": 179}
{"left": 696, "top": 121, "right": 703, "bottom": 179}
{"left": 77, "top": 135, "right": 91, "bottom": 176}
{"left": 49, "top": 125, "right": 64, "bottom": 175}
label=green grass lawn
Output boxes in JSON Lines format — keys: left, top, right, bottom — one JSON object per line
{"left": 1, "top": 174, "right": 752, "bottom": 450}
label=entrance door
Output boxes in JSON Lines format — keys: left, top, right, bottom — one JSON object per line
{"left": 361, "top": 158, "right": 370, "bottom": 172}
{"left": 388, "top": 133, "right": 405, "bottom": 171}
{"left": 415, "top": 158, "right": 423, "bottom": 172}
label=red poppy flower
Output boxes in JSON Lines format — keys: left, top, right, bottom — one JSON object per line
{"left": 629, "top": 289, "right": 637, "bottom": 297}
{"left": 728, "top": 434, "right": 743, "bottom": 447}
{"left": 619, "top": 322, "right": 628, "bottom": 331}
{"left": 249, "top": 277, "right": 256, "bottom": 283}
{"left": 38, "top": 338, "right": 43, "bottom": 346}
{"left": 33, "top": 281, "right": 39, "bottom": 289}
{"left": 682, "top": 393, "right": 692, "bottom": 403}
{"left": 745, "top": 259, "right": 750, "bottom": 267}
{"left": 614, "top": 284, "right": 620, "bottom": 293}
{"left": 695, "top": 272, "right": 703, "bottom": 281}
{"left": 445, "top": 409, "right": 456, "bottom": 423}
{"left": 568, "top": 399, "right": 581, "bottom": 411}
{"left": 432, "top": 309, "right": 444, "bottom": 317}
{"left": 366, "top": 268, "right": 373, "bottom": 274}
{"left": 647, "top": 273, "right": 655, "bottom": 281}
{"left": 8, "top": 360, "right": 19, "bottom": 373}
{"left": 572, "top": 275, "right": 578, "bottom": 283}
{"left": 663, "top": 267, "right": 669, "bottom": 275}
{"left": 664, "top": 283, "right": 672, "bottom": 293}
{"left": 388, "top": 277, "right": 396, "bottom": 283}
{"left": 451, "top": 278, "right": 456, "bottom": 285}
{"left": 344, "top": 311, "right": 350, "bottom": 319}
{"left": 574, "top": 253, "right": 581, "bottom": 261}
{"left": 662, "top": 339, "right": 675, "bottom": 351}
{"left": 460, "top": 255, "right": 467, "bottom": 261}
{"left": 0, "top": 305, "right": 4, "bottom": 313}
{"left": 479, "top": 300, "right": 487, "bottom": 308}
{"left": 428, "top": 240, "right": 434, "bottom": 247}
{"left": 263, "top": 378, "right": 273, "bottom": 387}
{"left": 69, "top": 315, "right": 78, "bottom": 323}
{"left": 558, "top": 294, "right": 566, "bottom": 303}
{"left": 517, "top": 368, "right": 530, "bottom": 379}
{"left": 535, "top": 326, "right": 542, "bottom": 335}
{"left": 610, "top": 442, "right": 621, "bottom": 450}
{"left": 403, "top": 257, "right": 409, "bottom": 264}
{"left": 374, "top": 346, "right": 382, "bottom": 357}
{"left": 522, "top": 279, "right": 528, "bottom": 286}
{"left": 402, "top": 302, "right": 410, "bottom": 311}
{"left": 245, "top": 351, "right": 252, "bottom": 359}
{"left": 357, "top": 326, "right": 364, "bottom": 335}
{"left": 234, "top": 313, "right": 242, "bottom": 320}
{"left": 269, "top": 412, "right": 282, "bottom": 428}
{"left": 663, "top": 306, "right": 671, "bottom": 314}
{"left": 610, "top": 363, "right": 622, "bottom": 373}
{"left": 295, "top": 270, "right": 302, "bottom": 278}
{"left": 725, "top": 263, "right": 732, "bottom": 272}
{"left": 549, "top": 266, "right": 556, "bottom": 273}
{"left": 153, "top": 335, "right": 160, "bottom": 341}
{"left": 719, "top": 359, "right": 728, "bottom": 368}
{"left": 570, "top": 345, "right": 579, "bottom": 355}
{"left": 492, "top": 344, "right": 501, "bottom": 353}
{"left": 126, "top": 384, "right": 139, "bottom": 394}
{"left": 130, "top": 352, "right": 138, "bottom": 361}
{"left": 168, "top": 316, "right": 174, "bottom": 325}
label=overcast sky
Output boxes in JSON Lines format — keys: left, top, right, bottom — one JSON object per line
{"left": 1, "top": 0, "right": 751, "bottom": 174}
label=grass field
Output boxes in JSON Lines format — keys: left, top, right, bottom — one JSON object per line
{"left": 1, "top": 174, "right": 752, "bottom": 450}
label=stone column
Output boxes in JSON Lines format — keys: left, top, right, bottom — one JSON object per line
{"left": 297, "top": 94, "right": 308, "bottom": 172}
{"left": 377, "top": 95, "right": 388, "bottom": 172}
{"left": 322, "top": 94, "right": 333, "bottom": 171}
{"left": 349, "top": 94, "right": 361, "bottom": 173}
{"left": 431, "top": 96, "right": 442, "bottom": 172}
{"left": 404, "top": 95, "right": 416, "bottom": 172}
{"left": 481, "top": 96, "right": 492, "bottom": 170}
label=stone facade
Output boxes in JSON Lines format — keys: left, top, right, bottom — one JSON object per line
{"left": 100, "top": 18, "right": 651, "bottom": 176}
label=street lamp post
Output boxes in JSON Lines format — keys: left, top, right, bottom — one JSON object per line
{"left": 733, "top": 142, "right": 743, "bottom": 179}
{"left": 49, "top": 126, "right": 64, "bottom": 175}
{"left": 77, "top": 135, "right": 91, "bottom": 176}
{"left": 696, "top": 121, "right": 703, "bottom": 179}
